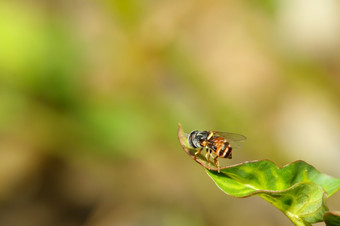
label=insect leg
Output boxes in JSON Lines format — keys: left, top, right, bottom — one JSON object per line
{"left": 213, "top": 156, "right": 220, "bottom": 173}
{"left": 194, "top": 148, "right": 203, "bottom": 159}
{"left": 209, "top": 150, "right": 214, "bottom": 161}
{"left": 205, "top": 149, "right": 210, "bottom": 162}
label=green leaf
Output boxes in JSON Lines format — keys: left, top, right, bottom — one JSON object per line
{"left": 206, "top": 160, "right": 340, "bottom": 198}
{"left": 206, "top": 164, "right": 332, "bottom": 225}
{"left": 177, "top": 124, "right": 340, "bottom": 225}
{"left": 324, "top": 211, "right": 340, "bottom": 226}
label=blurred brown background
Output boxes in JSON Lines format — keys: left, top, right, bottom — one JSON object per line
{"left": 1, "top": 0, "right": 340, "bottom": 225}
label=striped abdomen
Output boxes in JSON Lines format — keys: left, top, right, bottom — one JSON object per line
{"left": 210, "top": 137, "right": 233, "bottom": 159}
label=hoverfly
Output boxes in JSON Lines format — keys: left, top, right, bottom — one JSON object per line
{"left": 188, "top": 130, "right": 246, "bottom": 172}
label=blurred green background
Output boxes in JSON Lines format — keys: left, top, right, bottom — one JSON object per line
{"left": 1, "top": 0, "right": 340, "bottom": 225}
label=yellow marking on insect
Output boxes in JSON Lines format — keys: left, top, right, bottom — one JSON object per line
{"left": 201, "top": 140, "right": 207, "bottom": 146}
{"left": 207, "top": 131, "right": 214, "bottom": 140}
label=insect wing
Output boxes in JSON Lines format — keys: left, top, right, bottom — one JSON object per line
{"left": 214, "top": 132, "right": 246, "bottom": 141}
{"left": 213, "top": 132, "right": 246, "bottom": 149}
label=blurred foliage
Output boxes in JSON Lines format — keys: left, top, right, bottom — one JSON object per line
{"left": 0, "top": 0, "right": 340, "bottom": 225}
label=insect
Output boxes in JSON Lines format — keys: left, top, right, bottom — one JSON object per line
{"left": 188, "top": 130, "right": 246, "bottom": 172}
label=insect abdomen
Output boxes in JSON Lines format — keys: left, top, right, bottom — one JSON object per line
{"left": 219, "top": 143, "right": 232, "bottom": 159}
{"left": 222, "top": 146, "right": 232, "bottom": 159}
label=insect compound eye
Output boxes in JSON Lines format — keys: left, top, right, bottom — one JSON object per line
{"left": 188, "top": 130, "right": 198, "bottom": 148}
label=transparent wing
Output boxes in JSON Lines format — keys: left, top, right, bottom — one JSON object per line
{"left": 213, "top": 132, "right": 246, "bottom": 150}
{"left": 214, "top": 132, "right": 247, "bottom": 141}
